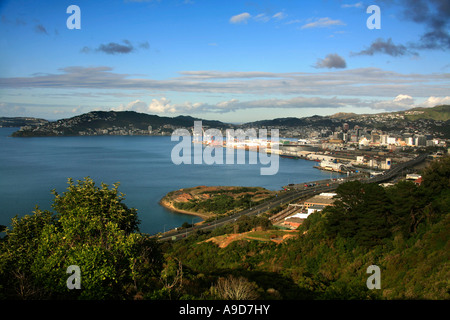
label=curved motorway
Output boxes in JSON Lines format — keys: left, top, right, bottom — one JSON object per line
{"left": 155, "top": 153, "right": 428, "bottom": 242}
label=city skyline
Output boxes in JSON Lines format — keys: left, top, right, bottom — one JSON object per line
{"left": 0, "top": 0, "right": 449, "bottom": 122}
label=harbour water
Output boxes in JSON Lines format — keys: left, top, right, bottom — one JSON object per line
{"left": 0, "top": 127, "right": 342, "bottom": 235}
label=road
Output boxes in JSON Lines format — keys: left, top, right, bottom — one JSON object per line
{"left": 155, "top": 153, "right": 429, "bottom": 242}
{"left": 156, "top": 178, "right": 352, "bottom": 241}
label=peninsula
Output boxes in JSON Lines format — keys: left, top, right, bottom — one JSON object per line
{"left": 0, "top": 116, "right": 48, "bottom": 128}
{"left": 159, "top": 185, "right": 276, "bottom": 220}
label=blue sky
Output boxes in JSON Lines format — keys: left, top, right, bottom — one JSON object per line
{"left": 0, "top": 0, "right": 449, "bottom": 122}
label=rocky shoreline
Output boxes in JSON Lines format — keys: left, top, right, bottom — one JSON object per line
{"left": 158, "top": 197, "right": 211, "bottom": 220}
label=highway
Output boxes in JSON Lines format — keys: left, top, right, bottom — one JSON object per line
{"left": 363, "top": 153, "right": 428, "bottom": 184}
{"left": 154, "top": 153, "right": 428, "bottom": 242}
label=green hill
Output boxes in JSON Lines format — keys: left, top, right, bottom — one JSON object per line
{"left": 164, "top": 156, "right": 450, "bottom": 300}
{"left": 403, "top": 105, "right": 450, "bottom": 121}
{"left": 11, "top": 111, "right": 231, "bottom": 137}
{"left": 244, "top": 115, "right": 337, "bottom": 128}
{"left": 0, "top": 117, "right": 48, "bottom": 128}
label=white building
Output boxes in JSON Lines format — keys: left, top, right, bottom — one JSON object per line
{"left": 381, "top": 158, "right": 392, "bottom": 170}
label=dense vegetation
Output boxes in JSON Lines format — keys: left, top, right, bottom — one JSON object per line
{"left": 1, "top": 157, "right": 449, "bottom": 300}
{"left": 164, "top": 157, "right": 449, "bottom": 300}
{"left": 164, "top": 186, "right": 274, "bottom": 217}
{"left": 0, "top": 178, "right": 163, "bottom": 299}
{"left": 173, "top": 192, "right": 272, "bottom": 215}
{"left": 404, "top": 105, "right": 450, "bottom": 121}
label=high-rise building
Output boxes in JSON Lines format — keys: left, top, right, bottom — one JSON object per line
{"left": 416, "top": 135, "right": 426, "bottom": 146}
{"left": 343, "top": 123, "right": 349, "bottom": 132}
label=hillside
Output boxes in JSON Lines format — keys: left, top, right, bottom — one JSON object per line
{"left": 11, "top": 111, "right": 231, "bottom": 137}
{"left": 243, "top": 115, "right": 338, "bottom": 128}
{"left": 164, "top": 156, "right": 450, "bottom": 300}
{"left": 0, "top": 117, "right": 48, "bottom": 128}
{"left": 244, "top": 105, "right": 450, "bottom": 128}
{"left": 241, "top": 104, "right": 450, "bottom": 138}
{"left": 403, "top": 104, "right": 450, "bottom": 121}
{"left": 160, "top": 185, "right": 275, "bottom": 219}
{"left": 8, "top": 104, "right": 450, "bottom": 138}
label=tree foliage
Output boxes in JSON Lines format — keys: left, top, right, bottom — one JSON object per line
{"left": 323, "top": 181, "right": 391, "bottom": 247}
{"left": 0, "top": 177, "right": 163, "bottom": 299}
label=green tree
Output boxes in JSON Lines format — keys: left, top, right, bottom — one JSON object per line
{"left": 51, "top": 177, "right": 140, "bottom": 233}
{"left": 0, "top": 177, "right": 163, "bottom": 299}
{"left": 323, "top": 181, "right": 392, "bottom": 247}
{"left": 421, "top": 156, "right": 450, "bottom": 197}
{"left": 0, "top": 208, "right": 54, "bottom": 299}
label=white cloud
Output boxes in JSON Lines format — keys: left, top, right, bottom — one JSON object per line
{"left": 273, "top": 12, "right": 286, "bottom": 20}
{"left": 342, "top": 2, "right": 363, "bottom": 8}
{"left": 147, "top": 97, "right": 179, "bottom": 113}
{"left": 393, "top": 94, "right": 414, "bottom": 104}
{"left": 373, "top": 94, "right": 450, "bottom": 111}
{"left": 113, "top": 97, "right": 206, "bottom": 114}
{"left": 229, "top": 12, "right": 251, "bottom": 24}
{"left": 373, "top": 94, "right": 415, "bottom": 110}
{"left": 286, "top": 19, "right": 302, "bottom": 25}
{"left": 300, "top": 17, "right": 346, "bottom": 29}
{"left": 254, "top": 13, "right": 270, "bottom": 22}
{"left": 113, "top": 99, "right": 147, "bottom": 112}
{"left": 418, "top": 96, "right": 450, "bottom": 108}
{"left": 112, "top": 96, "right": 367, "bottom": 115}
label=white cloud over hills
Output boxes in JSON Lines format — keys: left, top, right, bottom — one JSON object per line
{"left": 110, "top": 94, "right": 450, "bottom": 116}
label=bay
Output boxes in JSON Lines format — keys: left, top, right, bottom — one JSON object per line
{"left": 0, "top": 127, "right": 342, "bottom": 235}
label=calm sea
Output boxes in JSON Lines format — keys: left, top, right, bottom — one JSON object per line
{"left": 0, "top": 127, "right": 341, "bottom": 235}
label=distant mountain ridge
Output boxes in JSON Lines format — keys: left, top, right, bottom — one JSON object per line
{"left": 328, "top": 105, "right": 450, "bottom": 122}
{"left": 0, "top": 117, "right": 49, "bottom": 128}
{"left": 7, "top": 104, "right": 450, "bottom": 137}
{"left": 247, "top": 104, "right": 450, "bottom": 126}
{"left": 403, "top": 105, "right": 450, "bottom": 121}
{"left": 11, "top": 110, "right": 232, "bottom": 137}
{"left": 241, "top": 105, "right": 450, "bottom": 137}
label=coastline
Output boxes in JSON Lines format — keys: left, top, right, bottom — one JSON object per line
{"left": 159, "top": 185, "right": 275, "bottom": 223}
{"left": 158, "top": 198, "right": 211, "bottom": 220}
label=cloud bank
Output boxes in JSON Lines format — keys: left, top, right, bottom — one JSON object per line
{"left": 1, "top": 66, "right": 448, "bottom": 99}
{"left": 110, "top": 94, "right": 450, "bottom": 115}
